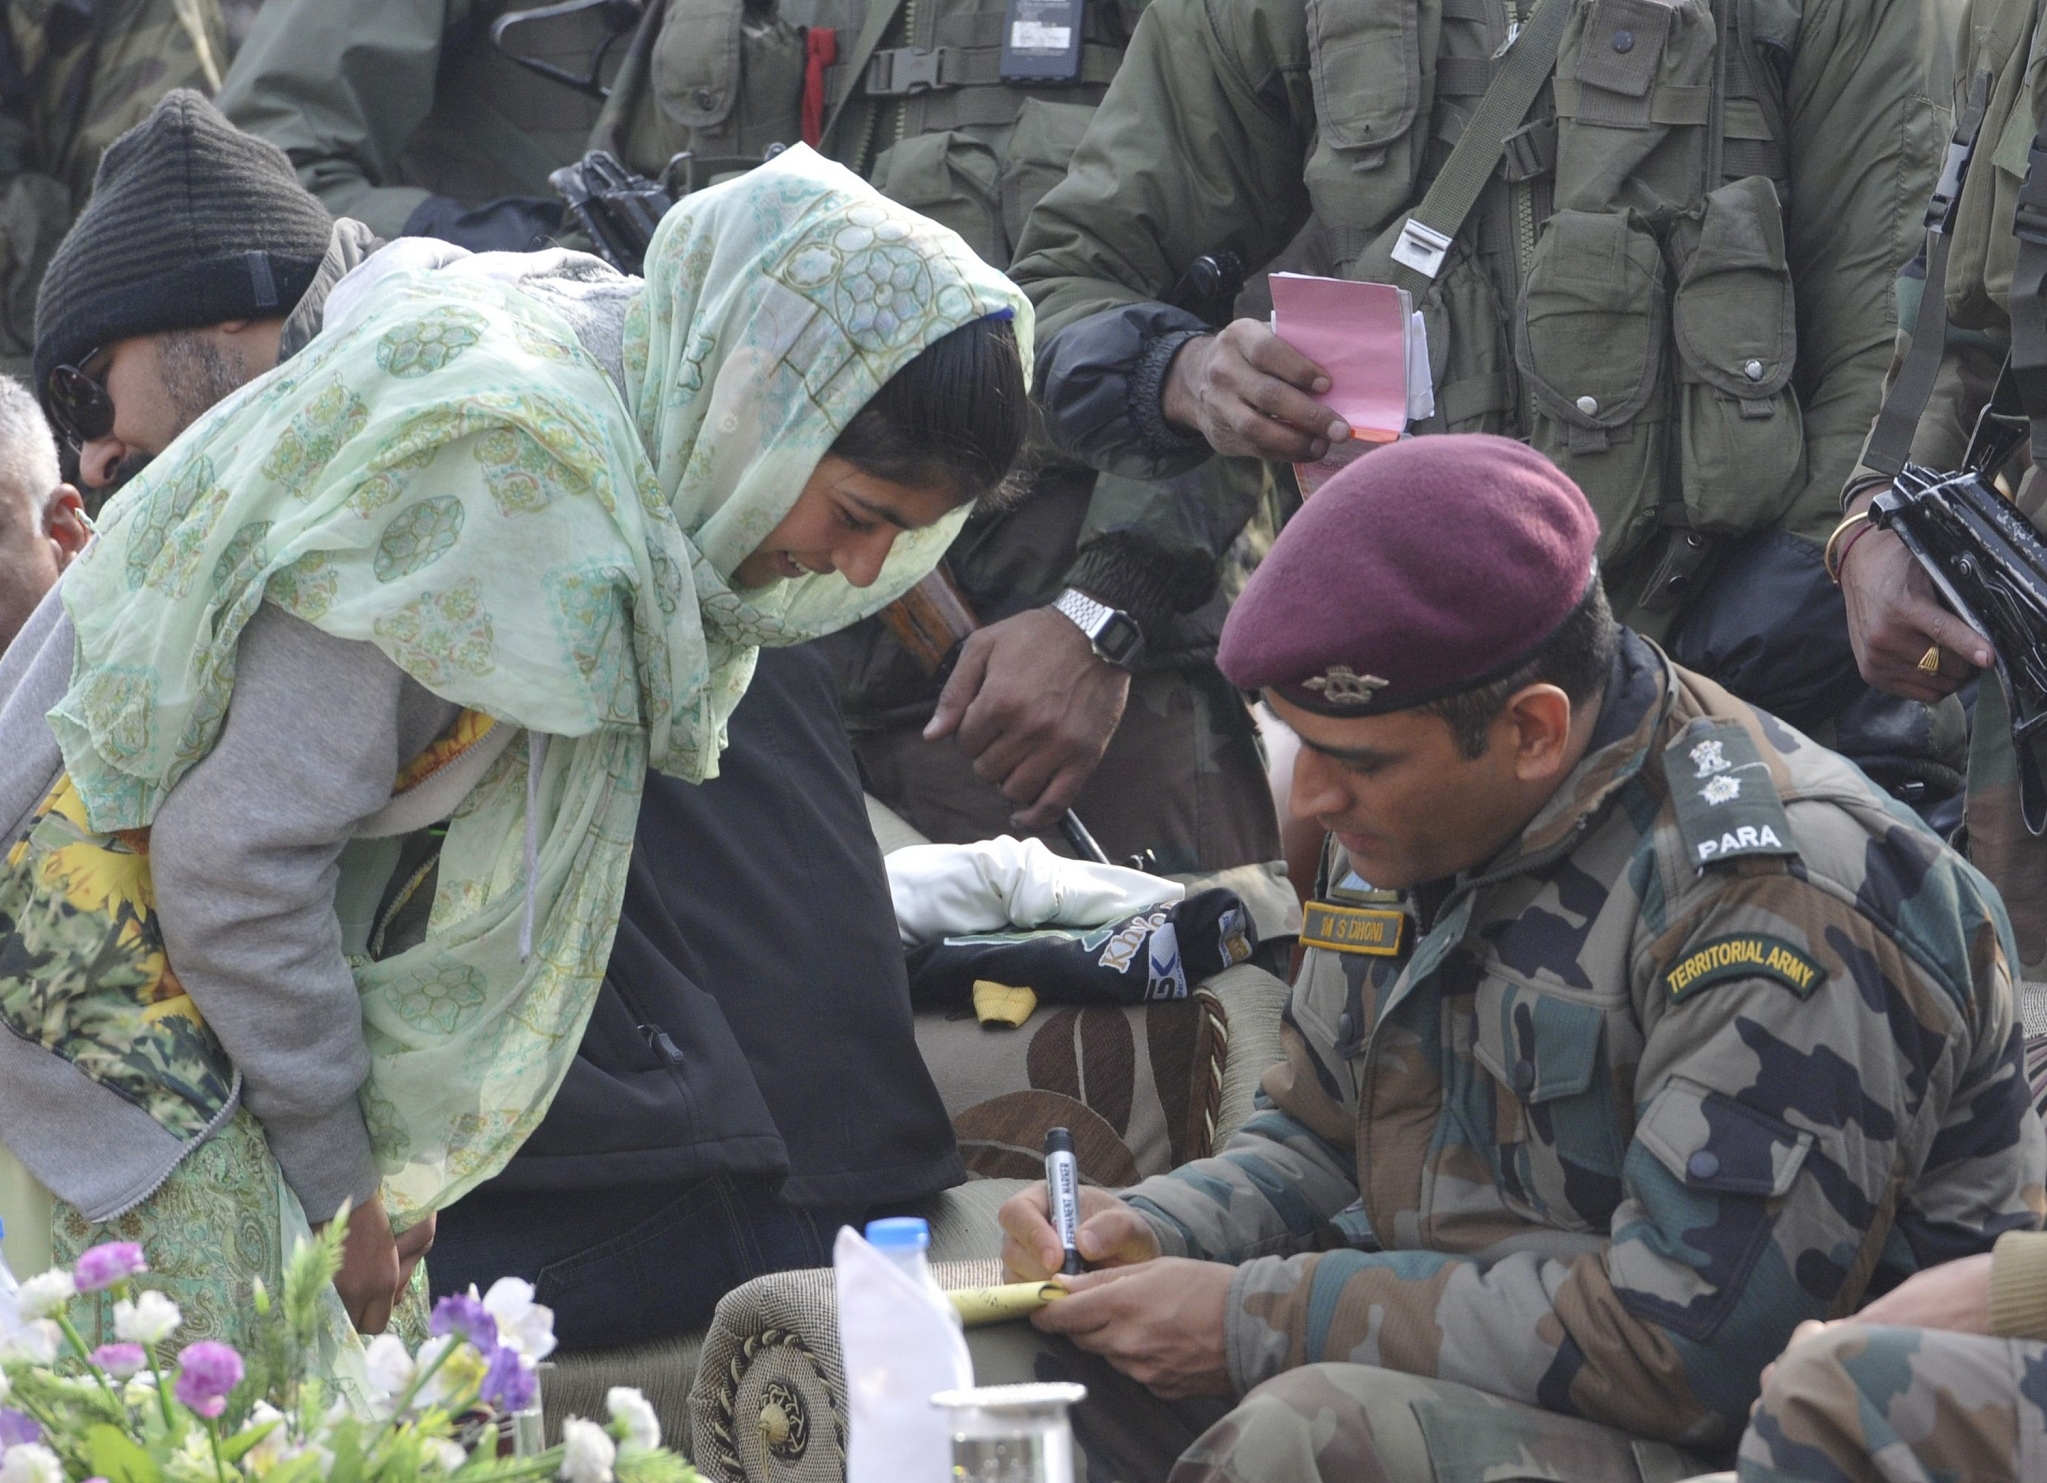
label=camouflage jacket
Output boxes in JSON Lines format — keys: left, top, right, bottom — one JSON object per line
{"left": 0, "top": 0, "right": 228, "bottom": 377}
{"left": 1119, "top": 632, "right": 2047, "bottom": 1450}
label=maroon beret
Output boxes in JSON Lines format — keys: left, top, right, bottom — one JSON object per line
{"left": 1218, "top": 435, "right": 1599, "bottom": 716}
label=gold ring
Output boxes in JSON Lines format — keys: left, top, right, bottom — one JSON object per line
{"left": 1918, "top": 644, "right": 1942, "bottom": 675}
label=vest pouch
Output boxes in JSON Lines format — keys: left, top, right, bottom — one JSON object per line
{"left": 1514, "top": 208, "right": 1670, "bottom": 559}
{"left": 1670, "top": 176, "right": 1803, "bottom": 534}
{"left": 1413, "top": 248, "right": 1516, "bottom": 434}
{"left": 647, "top": 0, "right": 805, "bottom": 166}
{"left": 870, "top": 131, "right": 1005, "bottom": 267}
{"left": 999, "top": 98, "right": 1101, "bottom": 256}
{"left": 1302, "top": 0, "right": 1429, "bottom": 244}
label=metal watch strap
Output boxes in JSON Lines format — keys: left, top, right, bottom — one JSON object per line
{"left": 1052, "top": 587, "right": 1137, "bottom": 663}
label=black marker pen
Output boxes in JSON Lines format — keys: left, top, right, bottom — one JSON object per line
{"left": 1044, "top": 1126, "right": 1085, "bottom": 1276}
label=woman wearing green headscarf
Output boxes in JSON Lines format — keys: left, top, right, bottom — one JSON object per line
{"left": 0, "top": 145, "right": 1029, "bottom": 1356}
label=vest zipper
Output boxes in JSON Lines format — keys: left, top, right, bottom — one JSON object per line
{"left": 893, "top": 0, "right": 920, "bottom": 148}
{"left": 1508, "top": 0, "right": 1538, "bottom": 288}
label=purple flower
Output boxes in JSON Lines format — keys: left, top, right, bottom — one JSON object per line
{"left": 92, "top": 1343, "right": 147, "bottom": 1379}
{"left": 428, "top": 1293, "right": 497, "bottom": 1353}
{"left": 72, "top": 1242, "right": 147, "bottom": 1293}
{"left": 479, "top": 1345, "right": 536, "bottom": 1413}
{"left": 172, "top": 1341, "right": 243, "bottom": 1420}
{"left": 0, "top": 1410, "right": 41, "bottom": 1447}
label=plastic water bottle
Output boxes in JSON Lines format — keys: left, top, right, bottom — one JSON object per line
{"left": 864, "top": 1216, "right": 939, "bottom": 1290}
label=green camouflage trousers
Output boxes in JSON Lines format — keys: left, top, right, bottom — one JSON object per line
{"left": 1735, "top": 1324, "right": 2047, "bottom": 1482}
{"left": 966, "top": 1327, "right": 1719, "bottom": 1482}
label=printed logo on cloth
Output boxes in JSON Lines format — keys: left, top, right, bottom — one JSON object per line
{"left": 1665, "top": 720, "right": 1799, "bottom": 870}
{"left": 1664, "top": 934, "right": 1825, "bottom": 1003}
{"left": 1301, "top": 901, "right": 1406, "bottom": 956}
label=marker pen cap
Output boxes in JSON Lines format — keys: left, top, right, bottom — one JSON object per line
{"left": 1044, "top": 1128, "right": 1075, "bottom": 1158}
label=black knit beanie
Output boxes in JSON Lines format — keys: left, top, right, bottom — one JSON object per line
{"left": 32, "top": 90, "right": 333, "bottom": 395}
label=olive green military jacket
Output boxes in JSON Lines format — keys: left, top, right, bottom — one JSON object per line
{"left": 0, "top": 0, "right": 228, "bottom": 378}
{"left": 1009, "top": 0, "right": 1948, "bottom": 636}
{"left": 1839, "top": 0, "right": 2047, "bottom": 979}
{"left": 1121, "top": 635, "right": 2046, "bottom": 1449}
{"left": 596, "top": 0, "right": 1273, "bottom": 725}
{"left": 215, "top": 0, "right": 613, "bottom": 239}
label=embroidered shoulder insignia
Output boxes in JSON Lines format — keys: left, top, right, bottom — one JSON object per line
{"left": 1664, "top": 934, "right": 1826, "bottom": 1003}
{"left": 1664, "top": 719, "right": 1799, "bottom": 871}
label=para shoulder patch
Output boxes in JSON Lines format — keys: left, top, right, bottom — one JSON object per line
{"left": 1301, "top": 900, "right": 1406, "bottom": 956}
{"left": 1664, "top": 934, "right": 1825, "bottom": 1002}
{"left": 1665, "top": 720, "right": 1799, "bottom": 871}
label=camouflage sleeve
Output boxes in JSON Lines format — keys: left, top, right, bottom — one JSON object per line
{"left": 215, "top": 0, "right": 452, "bottom": 237}
{"left": 1221, "top": 844, "right": 2046, "bottom": 1450}
{"left": 1777, "top": 0, "right": 1947, "bottom": 541}
{"left": 1739, "top": 1323, "right": 2047, "bottom": 1478}
{"left": 1121, "top": 1091, "right": 1362, "bottom": 1262}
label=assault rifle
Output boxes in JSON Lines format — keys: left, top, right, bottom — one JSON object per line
{"left": 1869, "top": 464, "right": 2047, "bottom": 833}
{"left": 551, "top": 150, "right": 1118, "bottom": 864}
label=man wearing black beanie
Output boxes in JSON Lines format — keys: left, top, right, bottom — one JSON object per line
{"left": 31, "top": 89, "right": 376, "bottom": 494}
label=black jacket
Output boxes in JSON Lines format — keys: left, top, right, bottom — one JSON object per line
{"left": 486, "top": 644, "right": 963, "bottom": 1207}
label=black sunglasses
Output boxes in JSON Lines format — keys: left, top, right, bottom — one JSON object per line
{"left": 44, "top": 349, "right": 113, "bottom": 446}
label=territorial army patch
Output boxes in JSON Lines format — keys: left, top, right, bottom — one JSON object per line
{"left": 1301, "top": 901, "right": 1405, "bottom": 956}
{"left": 1665, "top": 720, "right": 1799, "bottom": 871}
{"left": 1664, "top": 934, "right": 1826, "bottom": 1002}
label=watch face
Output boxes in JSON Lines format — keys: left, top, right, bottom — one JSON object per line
{"left": 1096, "top": 611, "right": 1144, "bottom": 663}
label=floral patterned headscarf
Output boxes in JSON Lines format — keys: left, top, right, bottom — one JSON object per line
{"left": 37, "top": 145, "right": 1030, "bottom": 1226}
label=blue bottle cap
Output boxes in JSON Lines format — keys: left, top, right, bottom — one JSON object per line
{"left": 864, "top": 1216, "right": 931, "bottom": 1252}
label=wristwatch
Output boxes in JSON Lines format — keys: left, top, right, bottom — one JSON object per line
{"left": 1052, "top": 587, "right": 1145, "bottom": 667}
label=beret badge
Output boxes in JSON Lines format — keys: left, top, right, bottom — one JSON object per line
{"left": 1301, "top": 666, "right": 1390, "bottom": 708}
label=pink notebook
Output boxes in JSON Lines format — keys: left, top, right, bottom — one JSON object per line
{"left": 1269, "top": 274, "right": 1413, "bottom": 444}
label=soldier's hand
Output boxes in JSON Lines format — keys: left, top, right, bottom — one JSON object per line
{"left": 1160, "top": 319, "right": 1351, "bottom": 462}
{"left": 1000, "top": 1181, "right": 1161, "bottom": 1279}
{"left": 1851, "top": 1251, "right": 1993, "bottom": 1333}
{"left": 1839, "top": 492, "right": 1990, "bottom": 702}
{"left": 1753, "top": 1319, "right": 1835, "bottom": 1415}
{"left": 1031, "top": 1258, "right": 1233, "bottom": 1399}
{"left": 924, "top": 607, "right": 1131, "bottom": 830}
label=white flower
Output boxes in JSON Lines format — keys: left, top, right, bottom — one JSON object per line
{"left": 122, "top": 1374, "right": 159, "bottom": 1409}
{"left": 0, "top": 1322, "right": 56, "bottom": 1365}
{"left": 0, "top": 1365, "right": 11, "bottom": 1402}
{"left": 427, "top": 1440, "right": 468, "bottom": 1474}
{"left": 13, "top": 1272, "right": 72, "bottom": 1321}
{"left": 558, "top": 1418, "right": 615, "bottom": 1483}
{"left": 240, "top": 1403, "right": 290, "bottom": 1477}
{"left": 604, "top": 1388, "right": 659, "bottom": 1454}
{"left": 479, "top": 1279, "right": 557, "bottom": 1361}
{"left": 362, "top": 1334, "right": 416, "bottom": 1397}
{"left": 113, "top": 1290, "right": 181, "bottom": 1345}
{"left": 0, "top": 1445, "right": 61, "bottom": 1483}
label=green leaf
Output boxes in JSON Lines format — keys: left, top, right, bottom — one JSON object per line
{"left": 85, "top": 1423, "right": 164, "bottom": 1483}
{"left": 217, "top": 1418, "right": 281, "bottom": 1464}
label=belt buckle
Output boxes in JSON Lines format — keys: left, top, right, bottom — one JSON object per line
{"left": 866, "top": 46, "right": 946, "bottom": 95}
{"left": 1390, "top": 219, "right": 1453, "bottom": 280}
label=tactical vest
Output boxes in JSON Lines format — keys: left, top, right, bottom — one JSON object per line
{"left": 595, "top": 0, "right": 1141, "bottom": 269}
{"left": 1307, "top": 0, "right": 1798, "bottom": 619}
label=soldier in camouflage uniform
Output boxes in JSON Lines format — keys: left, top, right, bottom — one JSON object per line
{"left": 0, "top": 0, "right": 228, "bottom": 378}
{"left": 996, "top": 436, "right": 2047, "bottom": 1481}
{"left": 591, "top": 0, "right": 1282, "bottom": 871}
{"left": 217, "top": 0, "right": 627, "bottom": 251}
